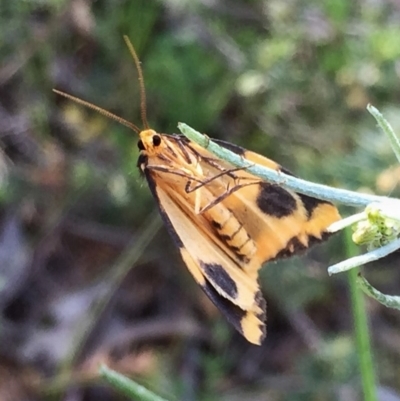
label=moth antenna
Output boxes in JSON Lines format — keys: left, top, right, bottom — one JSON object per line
{"left": 52, "top": 89, "right": 141, "bottom": 134}
{"left": 123, "top": 35, "right": 149, "bottom": 130}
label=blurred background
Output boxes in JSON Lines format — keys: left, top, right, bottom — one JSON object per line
{"left": 1, "top": 0, "right": 400, "bottom": 400}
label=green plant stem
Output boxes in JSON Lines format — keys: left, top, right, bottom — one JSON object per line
{"left": 178, "top": 122, "right": 393, "bottom": 208}
{"left": 345, "top": 228, "right": 377, "bottom": 401}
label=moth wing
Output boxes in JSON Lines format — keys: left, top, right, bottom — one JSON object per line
{"left": 212, "top": 139, "right": 341, "bottom": 234}
{"left": 145, "top": 171, "right": 266, "bottom": 345}
{"left": 236, "top": 147, "right": 341, "bottom": 238}
{"left": 189, "top": 139, "right": 341, "bottom": 270}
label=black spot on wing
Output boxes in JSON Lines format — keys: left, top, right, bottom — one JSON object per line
{"left": 201, "top": 280, "right": 246, "bottom": 335}
{"left": 143, "top": 169, "right": 184, "bottom": 249}
{"left": 297, "top": 193, "right": 335, "bottom": 220}
{"left": 307, "top": 231, "right": 332, "bottom": 246}
{"left": 256, "top": 182, "right": 297, "bottom": 218}
{"left": 255, "top": 290, "right": 267, "bottom": 321}
{"left": 201, "top": 280, "right": 267, "bottom": 344}
{"left": 200, "top": 262, "right": 238, "bottom": 299}
{"left": 213, "top": 139, "right": 246, "bottom": 156}
{"left": 273, "top": 237, "right": 307, "bottom": 260}
{"left": 272, "top": 231, "right": 334, "bottom": 261}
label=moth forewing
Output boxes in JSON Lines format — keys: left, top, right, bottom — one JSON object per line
{"left": 144, "top": 175, "right": 266, "bottom": 344}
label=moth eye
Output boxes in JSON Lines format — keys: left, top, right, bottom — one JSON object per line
{"left": 152, "top": 135, "right": 161, "bottom": 147}
{"left": 137, "top": 140, "right": 145, "bottom": 151}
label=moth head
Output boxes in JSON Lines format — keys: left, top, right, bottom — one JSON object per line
{"left": 138, "top": 129, "right": 163, "bottom": 155}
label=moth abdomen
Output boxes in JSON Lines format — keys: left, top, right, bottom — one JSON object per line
{"left": 204, "top": 205, "right": 257, "bottom": 263}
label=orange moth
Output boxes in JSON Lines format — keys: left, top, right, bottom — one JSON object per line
{"left": 54, "top": 36, "right": 341, "bottom": 345}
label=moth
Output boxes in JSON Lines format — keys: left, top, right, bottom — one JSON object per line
{"left": 54, "top": 36, "right": 341, "bottom": 345}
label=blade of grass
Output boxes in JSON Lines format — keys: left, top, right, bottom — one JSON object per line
{"left": 100, "top": 365, "right": 170, "bottom": 401}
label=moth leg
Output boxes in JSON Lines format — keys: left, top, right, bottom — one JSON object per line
{"left": 149, "top": 164, "right": 258, "bottom": 194}
{"left": 186, "top": 143, "right": 238, "bottom": 172}
{"left": 199, "top": 181, "right": 261, "bottom": 213}
{"left": 185, "top": 165, "right": 258, "bottom": 193}
{"left": 145, "top": 164, "right": 204, "bottom": 213}
{"left": 146, "top": 165, "right": 204, "bottom": 185}
{"left": 146, "top": 164, "right": 261, "bottom": 214}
